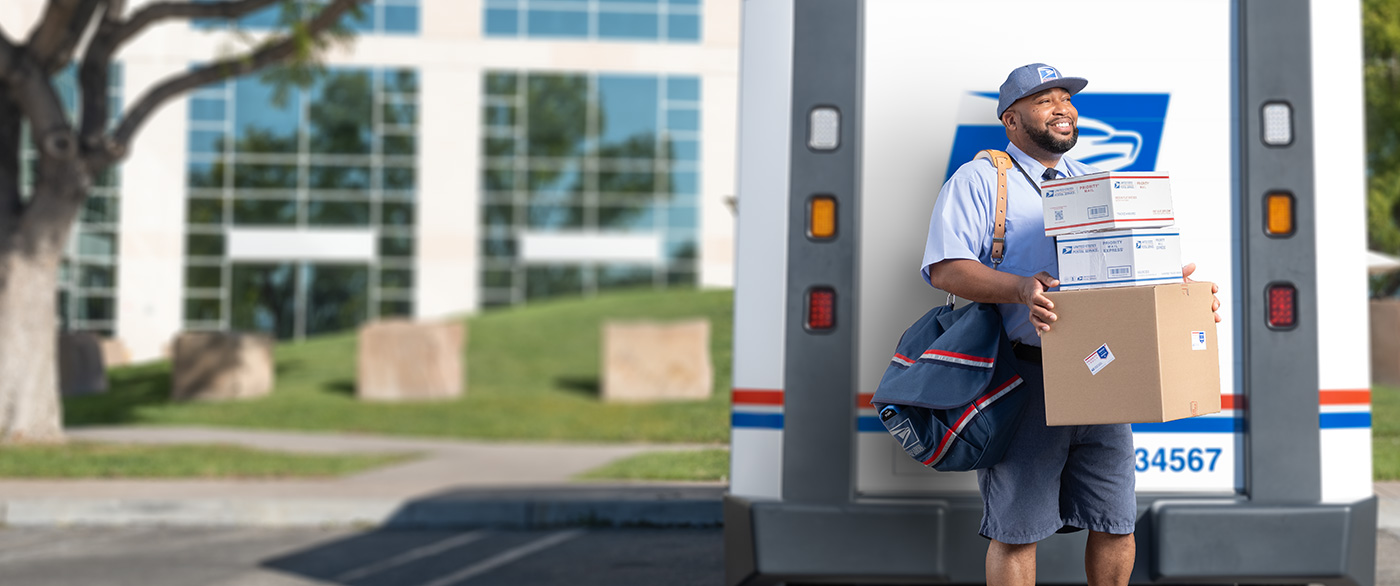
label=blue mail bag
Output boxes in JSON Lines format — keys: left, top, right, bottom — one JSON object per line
{"left": 870, "top": 302, "right": 1029, "bottom": 472}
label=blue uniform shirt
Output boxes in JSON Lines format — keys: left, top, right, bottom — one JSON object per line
{"left": 921, "top": 142, "right": 1101, "bottom": 346}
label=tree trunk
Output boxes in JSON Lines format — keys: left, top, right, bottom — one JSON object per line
{"left": 0, "top": 241, "right": 65, "bottom": 443}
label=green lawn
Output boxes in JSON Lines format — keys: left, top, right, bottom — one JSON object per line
{"left": 0, "top": 442, "right": 413, "bottom": 479}
{"left": 576, "top": 449, "right": 729, "bottom": 482}
{"left": 1374, "top": 384, "right": 1400, "bottom": 480}
{"left": 66, "top": 288, "right": 733, "bottom": 444}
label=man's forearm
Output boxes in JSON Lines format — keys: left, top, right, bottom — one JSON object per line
{"left": 926, "top": 259, "right": 1030, "bottom": 304}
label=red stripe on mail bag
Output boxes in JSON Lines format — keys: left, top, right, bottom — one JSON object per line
{"left": 920, "top": 349, "right": 995, "bottom": 368}
{"left": 924, "top": 375, "right": 1024, "bottom": 467}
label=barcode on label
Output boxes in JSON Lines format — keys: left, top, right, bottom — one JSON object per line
{"left": 1109, "top": 265, "right": 1132, "bottom": 278}
{"left": 1088, "top": 205, "right": 1109, "bottom": 219}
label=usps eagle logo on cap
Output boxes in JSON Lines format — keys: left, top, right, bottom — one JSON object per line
{"left": 1038, "top": 66, "right": 1059, "bottom": 82}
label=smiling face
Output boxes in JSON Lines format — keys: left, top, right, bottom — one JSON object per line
{"left": 1002, "top": 87, "right": 1079, "bottom": 164}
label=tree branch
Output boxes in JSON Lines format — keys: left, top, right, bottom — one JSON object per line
{"left": 113, "top": 0, "right": 284, "bottom": 47}
{"left": 90, "top": 0, "right": 367, "bottom": 168}
{"left": 27, "top": 0, "right": 107, "bottom": 74}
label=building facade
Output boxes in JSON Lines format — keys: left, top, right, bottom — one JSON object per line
{"left": 1, "top": 0, "right": 739, "bottom": 361}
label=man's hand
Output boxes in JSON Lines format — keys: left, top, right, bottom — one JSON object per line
{"left": 1020, "top": 271, "right": 1060, "bottom": 334}
{"left": 1182, "top": 263, "right": 1223, "bottom": 323}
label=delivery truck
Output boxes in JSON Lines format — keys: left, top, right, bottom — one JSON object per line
{"left": 726, "top": 0, "right": 1376, "bottom": 584}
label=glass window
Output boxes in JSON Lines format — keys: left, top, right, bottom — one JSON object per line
{"left": 188, "top": 161, "right": 223, "bottom": 188}
{"left": 309, "top": 71, "right": 374, "bottom": 154}
{"left": 666, "top": 108, "right": 700, "bottom": 132}
{"left": 486, "top": 73, "right": 519, "bottom": 96}
{"left": 310, "top": 165, "right": 371, "bottom": 189}
{"left": 230, "top": 263, "right": 299, "bottom": 339}
{"left": 186, "top": 265, "right": 223, "bottom": 289}
{"left": 382, "top": 167, "right": 416, "bottom": 190}
{"left": 189, "top": 130, "right": 227, "bottom": 153}
{"left": 666, "top": 13, "right": 701, "bottom": 41}
{"left": 189, "top": 98, "right": 226, "bottom": 122}
{"left": 482, "top": 268, "right": 514, "bottom": 288}
{"left": 526, "top": 265, "right": 583, "bottom": 299}
{"left": 233, "top": 164, "right": 299, "bottom": 189}
{"left": 234, "top": 77, "right": 300, "bottom": 153}
{"left": 79, "top": 266, "right": 116, "bottom": 289}
{"left": 598, "top": 203, "right": 656, "bottom": 230}
{"left": 383, "top": 135, "right": 416, "bottom": 156}
{"left": 187, "top": 233, "right": 225, "bottom": 257}
{"left": 667, "top": 77, "right": 700, "bottom": 102}
{"left": 485, "top": 9, "right": 520, "bottom": 35}
{"left": 380, "top": 235, "right": 415, "bottom": 257}
{"left": 233, "top": 199, "right": 298, "bottom": 225}
{"left": 667, "top": 138, "right": 699, "bottom": 162}
{"left": 597, "top": 76, "right": 659, "bottom": 158}
{"left": 526, "top": 75, "right": 589, "bottom": 157}
{"left": 378, "top": 299, "right": 413, "bottom": 317}
{"left": 308, "top": 201, "right": 371, "bottom": 226}
{"left": 596, "top": 264, "right": 656, "bottom": 289}
{"left": 79, "top": 296, "right": 115, "bottom": 321}
{"left": 187, "top": 198, "right": 224, "bottom": 224}
{"left": 666, "top": 205, "right": 697, "bottom": 229}
{"left": 77, "top": 232, "right": 116, "bottom": 256}
{"left": 383, "top": 5, "right": 420, "bottom": 33}
{"left": 82, "top": 196, "right": 120, "bottom": 224}
{"left": 598, "top": 11, "right": 659, "bottom": 39}
{"left": 380, "top": 268, "right": 414, "bottom": 289}
{"left": 527, "top": 204, "right": 584, "bottom": 228}
{"left": 304, "top": 264, "right": 369, "bottom": 336}
{"left": 381, "top": 202, "right": 415, "bottom": 226}
{"left": 184, "top": 297, "right": 222, "bottom": 321}
{"left": 526, "top": 10, "right": 589, "bottom": 37}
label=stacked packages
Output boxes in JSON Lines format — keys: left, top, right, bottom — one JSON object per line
{"left": 1036, "top": 171, "right": 1222, "bottom": 426}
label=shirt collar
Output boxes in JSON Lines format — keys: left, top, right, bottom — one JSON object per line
{"left": 1005, "top": 142, "right": 1068, "bottom": 181}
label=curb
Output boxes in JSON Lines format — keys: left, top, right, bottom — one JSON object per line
{"left": 0, "top": 485, "right": 727, "bottom": 529}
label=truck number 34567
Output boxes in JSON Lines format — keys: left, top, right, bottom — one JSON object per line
{"left": 1135, "top": 447, "right": 1222, "bottom": 472}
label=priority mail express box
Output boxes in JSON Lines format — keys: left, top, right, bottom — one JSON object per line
{"left": 1040, "top": 282, "right": 1221, "bottom": 426}
{"left": 1055, "top": 229, "right": 1183, "bottom": 290}
{"left": 1042, "top": 171, "right": 1174, "bottom": 236}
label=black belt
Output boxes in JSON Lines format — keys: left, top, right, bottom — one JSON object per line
{"left": 1012, "top": 341, "right": 1042, "bottom": 364}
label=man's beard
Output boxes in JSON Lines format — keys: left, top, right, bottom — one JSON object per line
{"left": 1028, "top": 122, "right": 1078, "bottom": 154}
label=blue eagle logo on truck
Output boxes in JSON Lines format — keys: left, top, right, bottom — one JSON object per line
{"left": 946, "top": 93, "right": 1171, "bottom": 181}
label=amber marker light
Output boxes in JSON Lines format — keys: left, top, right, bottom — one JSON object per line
{"left": 1266, "top": 192, "right": 1295, "bottom": 236}
{"left": 809, "top": 196, "right": 837, "bottom": 239}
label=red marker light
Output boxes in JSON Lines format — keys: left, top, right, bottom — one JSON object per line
{"left": 1267, "top": 283, "right": 1296, "bottom": 329}
{"left": 808, "top": 288, "right": 835, "bottom": 330}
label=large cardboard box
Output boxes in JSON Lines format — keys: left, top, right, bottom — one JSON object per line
{"left": 1040, "top": 282, "right": 1221, "bottom": 425}
{"left": 1055, "top": 229, "right": 1183, "bottom": 290}
{"left": 1042, "top": 171, "right": 1174, "bottom": 236}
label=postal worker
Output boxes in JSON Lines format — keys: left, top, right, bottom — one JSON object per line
{"left": 921, "top": 63, "right": 1138, "bottom": 586}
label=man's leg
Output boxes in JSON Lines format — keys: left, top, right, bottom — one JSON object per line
{"left": 1085, "top": 530, "right": 1134, "bottom": 586}
{"left": 986, "top": 539, "right": 1036, "bottom": 586}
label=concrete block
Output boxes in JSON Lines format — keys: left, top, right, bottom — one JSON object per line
{"left": 99, "top": 337, "right": 131, "bottom": 368}
{"left": 171, "top": 332, "right": 275, "bottom": 401}
{"left": 357, "top": 320, "right": 465, "bottom": 402}
{"left": 602, "top": 319, "right": 712, "bottom": 402}
{"left": 1374, "top": 300, "right": 1400, "bottom": 387}
{"left": 58, "top": 332, "right": 107, "bottom": 396}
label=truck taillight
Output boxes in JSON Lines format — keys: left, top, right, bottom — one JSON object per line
{"left": 1267, "top": 283, "right": 1297, "bottom": 329}
{"left": 807, "top": 288, "right": 835, "bottom": 330}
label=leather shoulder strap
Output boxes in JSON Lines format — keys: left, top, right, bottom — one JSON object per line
{"left": 973, "top": 149, "right": 1012, "bottom": 267}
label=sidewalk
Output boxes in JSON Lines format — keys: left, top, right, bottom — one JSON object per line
{"left": 6, "top": 426, "right": 1399, "bottom": 532}
{"left": 0, "top": 426, "right": 726, "bottom": 529}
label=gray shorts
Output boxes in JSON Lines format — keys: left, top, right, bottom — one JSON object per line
{"left": 976, "top": 357, "right": 1138, "bottom": 544}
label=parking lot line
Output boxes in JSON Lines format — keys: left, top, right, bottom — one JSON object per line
{"left": 334, "top": 530, "right": 490, "bottom": 582}
{"left": 415, "top": 529, "right": 586, "bottom": 586}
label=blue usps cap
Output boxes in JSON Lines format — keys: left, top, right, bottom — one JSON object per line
{"left": 996, "top": 63, "right": 1088, "bottom": 119}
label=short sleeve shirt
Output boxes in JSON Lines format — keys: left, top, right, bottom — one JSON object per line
{"left": 921, "top": 142, "right": 1101, "bottom": 346}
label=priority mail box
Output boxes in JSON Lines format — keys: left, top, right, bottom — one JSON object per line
{"left": 1040, "top": 282, "right": 1221, "bottom": 426}
{"left": 1042, "top": 171, "right": 1174, "bottom": 236}
{"left": 1055, "top": 229, "right": 1183, "bottom": 290}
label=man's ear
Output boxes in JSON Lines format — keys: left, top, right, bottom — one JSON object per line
{"left": 1001, "top": 110, "right": 1016, "bottom": 130}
